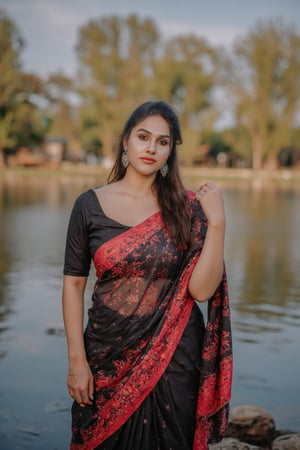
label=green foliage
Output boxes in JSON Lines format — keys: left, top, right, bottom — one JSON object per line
{"left": 0, "top": 9, "right": 47, "bottom": 164}
{"left": 74, "top": 16, "right": 218, "bottom": 163}
{"left": 43, "top": 72, "right": 81, "bottom": 152}
{"left": 225, "top": 19, "right": 300, "bottom": 169}
{"left": 75, "top": 14, "right": 161, "bottom": 158}
{"left": 201, "top": 132, "right": 231, "bottom": 158}
{"left": 0, "top": 8, "right": 24, "bottom": 108}
{"left": 1, "top": 8, "right": 300, "bottom": 169}
{"left": 154, "top": 35, "right": 219, "bottom": 163}
{"left": 0, "top": 8, "right": 24, "bottom": 164}
{"left": 222, "top": 126, "right": 252, "bottom": 160}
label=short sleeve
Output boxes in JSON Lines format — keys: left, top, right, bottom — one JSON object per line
{"left": 63, "top": 194, "right": 91, "bottom": 276}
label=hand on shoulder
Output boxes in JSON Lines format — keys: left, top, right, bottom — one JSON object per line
{"left": 195, "top": 182, "right": 225, "bottom": 228}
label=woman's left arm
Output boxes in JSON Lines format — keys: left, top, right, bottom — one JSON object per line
{"left": 188, "top": 183, "right": 226, "bottom": 303}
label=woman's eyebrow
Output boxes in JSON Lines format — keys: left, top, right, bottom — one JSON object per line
{"left": 136, "top": 127, "right": 171, "bottom": 139}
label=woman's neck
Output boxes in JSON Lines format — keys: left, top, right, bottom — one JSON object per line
{"left": 117, "top": 170, "right": 156, "bottom": 198}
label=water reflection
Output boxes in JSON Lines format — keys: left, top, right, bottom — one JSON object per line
{"left": 0, "top": 212, "right": 13, "bottom": 337}
{"left": 0, "top": 172, "right": 105, "bottom": 209}
{"left": 222, "top": 185, "right": 300, "bottom": 432}
{"left": 225, "top": 188, "right": 300, "bottom": 333}
{"left": 0, "top": 173, "right": 299, "bottom": 448}
{"left": 0, "top": 174, "right": 108, "bottom": 449}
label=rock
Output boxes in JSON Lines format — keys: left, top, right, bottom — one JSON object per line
{"left": 225, "top": 405, "right": 276, "bottom": 446}
{"left": 209, "top": 437, "right": 246, "bottom": 449}
{"left": 272, "top": 434, "right": 300, "bottom": 449}
{"left": 209, "top": 437, "right": 263, "bottom": 449}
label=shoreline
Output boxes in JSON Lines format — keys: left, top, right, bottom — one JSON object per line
{"left": 1, "top": 165, "right": 300, "bottom": 194}
{"left": 1, "top": 164, "right": 300, "bottom": 180}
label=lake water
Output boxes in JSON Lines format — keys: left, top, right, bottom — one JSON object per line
{"left": 0, "top": 173, "right": 299, "bottom": 449}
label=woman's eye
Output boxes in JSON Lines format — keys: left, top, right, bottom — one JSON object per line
{"left": 139, "top": 134, "right": 148, "bottom": 140}
{"left": 160, "top": 140, "right": 169, "bottom": 146}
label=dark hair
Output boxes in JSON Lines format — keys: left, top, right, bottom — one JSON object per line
{"left": 108, "top": 101, "right": 191, "bottom": 248}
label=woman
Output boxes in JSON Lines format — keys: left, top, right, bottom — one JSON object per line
{"left": 62, "top": 101, "right": 232, "bottom": 450}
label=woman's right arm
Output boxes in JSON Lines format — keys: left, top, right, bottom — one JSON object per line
{"left": 62, "top": 274, "right": 94, "bottom": 406}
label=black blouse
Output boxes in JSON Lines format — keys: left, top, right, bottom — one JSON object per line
{"left": 63, "top": 189, "right": 131, "bottom": 277}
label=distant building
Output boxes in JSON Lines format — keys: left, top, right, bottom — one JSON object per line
{"left": 43, "top": 137, "right": 67, "bottom": 164}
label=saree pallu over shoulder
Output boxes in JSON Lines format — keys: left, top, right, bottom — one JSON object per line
{"left": 71, "top": 195, "right": 232, "bottom": 450}
{"left": 189, "top": 195, "right": 232, "bottom": 448}
{"left": 193, "top": 276, "right": 232, "bottom": 449}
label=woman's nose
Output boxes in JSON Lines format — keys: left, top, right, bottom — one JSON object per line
{"left": 146, "top": 139, "right": 156, "bottom": 153}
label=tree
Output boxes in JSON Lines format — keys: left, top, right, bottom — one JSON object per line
{"left": 11, "top": 72, "right": 46, "bottom": 148}
{"left": 225, "top": 20, "right": 300, "bottom": 170}
{"left": 222, "top": 125, "right": 252, "bottom": 167}
{"left": 75, "top": 15, "right": 222, "bottom": 164}
{"left": 0, "top": 9, "right": 47, "bottom": 165}
{"left": 0, "top": 8, "right": 24, "bottom": 165}
{"left": 45, "top": 72, "right": 81, "bottom": 153}
{"left": 75, "top": 14, "right": 160, "bottom": 159}
{"left": 152, "top": 34, "right": 219, "bottom": 164}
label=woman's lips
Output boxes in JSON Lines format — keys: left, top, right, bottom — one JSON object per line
{"left": 140, "top": 157, "right": 156, "bottom": 164}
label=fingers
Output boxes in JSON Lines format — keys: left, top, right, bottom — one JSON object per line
{"left": 78, "top": 392, "right": 92, "bottom": 406}
{"left": 197, "top": 182, "right": 216, "bottom": 194}
{"left": 67, "top": 377, "right": 94, "bottom": 406}
{"left": 68, "top": 389, "right": 93, "bottom": 406}
{"left": 196, "top": 182, "right": 216, "bottom": 201}
{"left": 195, "top": 182, "right": 225, "bottom": 227}
{"left": 88, "top": 376, "right": 94, "bottom": 402}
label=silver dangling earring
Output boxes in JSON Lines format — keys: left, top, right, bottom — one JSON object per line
{"left": 122, "top": 148, "right": 129, "bottom": 168}
{"left": 160, "top": 162, "right": 169, "bottom": 178}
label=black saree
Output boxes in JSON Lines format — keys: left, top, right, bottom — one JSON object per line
{"left": 63, "top": 189, "right": 232, "bottom": 450}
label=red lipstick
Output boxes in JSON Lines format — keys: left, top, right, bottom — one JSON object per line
{"left": 140, "top": 157, "right": 156, "bottom": 164}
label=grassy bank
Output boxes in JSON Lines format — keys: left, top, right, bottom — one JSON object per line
{"left": 1, "top": 164, "right": 300, "bottom": 190}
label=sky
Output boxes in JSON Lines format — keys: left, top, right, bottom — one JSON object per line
{"left": 1, "top": 0, "right": 300, "bottom": 78}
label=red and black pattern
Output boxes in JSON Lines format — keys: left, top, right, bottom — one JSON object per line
{"left": 70, "top": 193, "right": 232, "bottom": 450}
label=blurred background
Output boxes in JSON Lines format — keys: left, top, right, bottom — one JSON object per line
{"left": 0, "top": 0, "right": 299, "bottom": 448}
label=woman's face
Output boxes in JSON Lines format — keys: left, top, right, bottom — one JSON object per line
{"left": 124, "top": 115, "right": 171, "bottom": 177}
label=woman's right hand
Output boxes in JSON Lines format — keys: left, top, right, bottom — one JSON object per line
{"left": 67, "top": 360, "right": 94, "bottom": 406}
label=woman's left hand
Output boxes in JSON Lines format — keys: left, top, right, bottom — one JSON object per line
{"left": 195, "top": 182, "right": 225, "bottom": 228}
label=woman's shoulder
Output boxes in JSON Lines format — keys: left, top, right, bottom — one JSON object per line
{"left": 71, "top": 188, "right": 102, "bottom": 217}
{"left": 73, "top": 188, "right": 96, "bottom": 206}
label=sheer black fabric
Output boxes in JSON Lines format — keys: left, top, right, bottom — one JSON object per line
{"left": 63, "top": 189, "right": 232, "bottom": 450}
